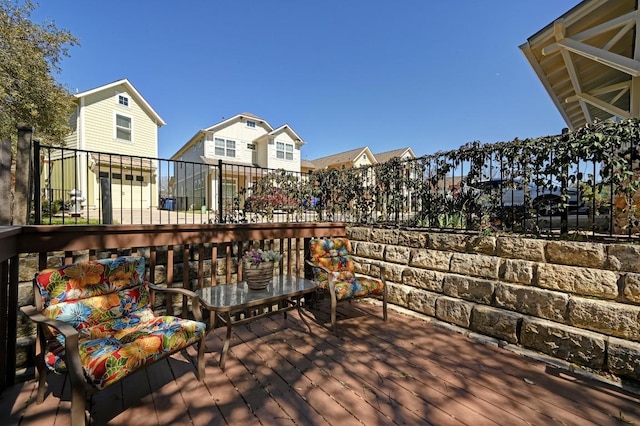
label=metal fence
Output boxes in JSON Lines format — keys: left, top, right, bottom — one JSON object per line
{"left": 32, "top": 130, "right": 640, "bottom": 238}
{"left": 32, "top": 142, "right": 310, "bottom": 225}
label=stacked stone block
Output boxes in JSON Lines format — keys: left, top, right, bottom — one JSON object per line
{"left": 347, "top": 226, "right": 640, "bottom": 381}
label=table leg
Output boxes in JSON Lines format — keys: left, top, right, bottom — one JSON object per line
{"left": 220, "top": 312, "right": 232, "bottom": 370}
{"left": 297, "top": 296, "right": 313, "bottom": 334}
{"left": 209, "top": 310, "right": 217, "bottom": 330}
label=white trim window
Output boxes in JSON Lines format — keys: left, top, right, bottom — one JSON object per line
{"left": 276, "top": 141, "right": 293, "bottom": 160}
{"left": 246, "top": 120, "right": 256, "bottom": 129}
{"left": 215, "top": 137, "right": 236, "bottom": 157}
{"left": 115, "top": 114, "right": 132, "bottom": 141}
{"left": 117, "top": 94, "right": 129, "bottom": 107}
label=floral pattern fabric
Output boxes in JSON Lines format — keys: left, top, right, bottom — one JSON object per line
{"left": 34, "top": 256, "right": 206, "bottom": 390}
{"left": 309, "top": 238, "right": 384, "bottom": 300}
{"left": 35, "top": 256, "right": 146, "bottom": 308}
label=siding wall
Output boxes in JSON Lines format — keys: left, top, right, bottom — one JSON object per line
{"left": 80, "top": 89, "right": 158, "bottom": 157}
{"left": 58, "top": 84, "right": 162, "bottom": 209}
{"left": 204, "top": 120, "right": 269, "bottom": 164}
{"left": 266, "top": 131, "right": 300, "bottom": 172}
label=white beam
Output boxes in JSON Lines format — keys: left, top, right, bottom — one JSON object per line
{"left": 589, "top": 81, "right": 630, "bottom": 96}
{"left": 630, "top": 77, "right": 640, "bottom": 117}
{"left": 556, "top": 38, "right": 640, "bottom": 76}
{"left": 555, "top": 20, "right": 592, "bottom": 123}
{"left": 603, "top": 20, "right": 635, "bottom": 51}
{"left": 632, "top": 7, "right": 640, "bottom": 117}
{"left": 610, "top": 86, "right": 629, "bottom": 105}
{"left": 565, "top": 82, "right": 630, "bottom": 104}
{"left": 573, "top": 92, "right": 632, "bottom": 119}
{"left": 543, "top": 11, "right": 637, "bottom": 56}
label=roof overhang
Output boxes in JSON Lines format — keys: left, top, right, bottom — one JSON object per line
{"left": 520, "top": 0, "right": 640, "bottom": 130}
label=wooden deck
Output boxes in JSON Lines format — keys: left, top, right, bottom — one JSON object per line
{"left": 2, "top": 300, "right": 640, "bottom": 425}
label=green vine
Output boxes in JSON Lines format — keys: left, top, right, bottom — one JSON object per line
{"left": 238, "top": 119, "right": 640, "bottom": 236}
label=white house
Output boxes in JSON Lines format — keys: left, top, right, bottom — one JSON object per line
{"left": 170, "top": 112, "right": 305, "bottom": 212}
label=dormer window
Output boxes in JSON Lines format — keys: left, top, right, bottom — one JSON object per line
{"left": 118, "top": 95, "right": 129, "bottom": 107}
{"left": 246, "top": 120, "right": 256, "bottom": 128}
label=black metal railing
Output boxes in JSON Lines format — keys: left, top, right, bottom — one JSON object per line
{"left": 31, "top": 124, "right": 640, "bottom": 238}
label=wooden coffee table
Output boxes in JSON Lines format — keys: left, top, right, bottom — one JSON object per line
{"left": 195, "top": 275, "right": 318, "bottom": 370}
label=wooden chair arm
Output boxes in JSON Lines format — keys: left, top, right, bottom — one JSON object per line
{"left": 21, "top": 305, "right": 80, "bottom": 339}
{"left": 20, "top": 305, "right": 86, "bottom": 389}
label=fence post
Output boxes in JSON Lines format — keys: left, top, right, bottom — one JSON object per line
{"left": 14, "top": 125, "right": 33, "bottom": 225}
{"left": 33, "top": 141, "right": 41, "bottom": 225}
{"left": 101, "top": 177, "right": 113, "bottom": 224}
{"left": 0, "top": 139, "right": 11, "bottom": 225}
{"left": 218, "top": 159, "right": 223, "bottom": 223}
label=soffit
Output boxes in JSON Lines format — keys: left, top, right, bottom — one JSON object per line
{"left": 520, "top": 0, "right": 639, "bottom": 130}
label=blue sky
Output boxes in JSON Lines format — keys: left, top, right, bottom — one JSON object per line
{"left": 32, "top": 1, "right": 580, "bottom": 160}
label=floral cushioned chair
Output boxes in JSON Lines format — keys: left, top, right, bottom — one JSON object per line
{"left": 307, "top": 237, "right": 387, "bottom": 332}
{"left": 20, "top": 256, "right": 206, "bottom": 426}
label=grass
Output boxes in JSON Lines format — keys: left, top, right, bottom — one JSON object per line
{"left": 36, "top": 217, "right": 112, "bottom": 225}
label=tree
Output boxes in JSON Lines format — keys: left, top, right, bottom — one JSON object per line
{"left": 0, "top": 0, "right": 78, "bottom": 144}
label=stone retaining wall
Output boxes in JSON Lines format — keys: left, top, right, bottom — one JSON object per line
{"left": 347, "top": 226, "right": 640, "bottom": 381}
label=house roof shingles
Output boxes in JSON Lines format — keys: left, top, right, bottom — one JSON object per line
{"left": 309, "top": 146, "right": 370, "bottom": 169}
{"left": 309, "top": 146, "right": 415, "bottom": 170}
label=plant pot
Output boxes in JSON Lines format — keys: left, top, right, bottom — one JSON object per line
{"left": 244, "top": 262, "right": 274, "bottom": 290}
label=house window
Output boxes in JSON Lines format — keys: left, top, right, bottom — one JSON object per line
{"left": 115, "top": 114, "right": 132, "bottom": 141}
{"left": 118, "top": 95, "right": 129, "bottom": 107}
{"left": 136, "top": 175, "right": 144, "bottom": 182}
{"left": 112, "top": 173, "right": 122, "bottom": 180}
{"left": 125, "top": 174, "right": 134, "bottom": 181}
{"left": 247, "top": 143, "right": 255, "bottom": 150}
{"left": 276, "top": 142, "right": 293, "bottom": 160}
{"left": 214, "top": 138, "right": 236, "bottom": 158}
{"left": 246, "top": 120, "right": 256, "bottom": 128}
{"left": 99, "top": 171, "right": 109, "bottom": 178}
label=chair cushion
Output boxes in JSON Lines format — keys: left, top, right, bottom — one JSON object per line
{"left": 333, "top": 276, "right": 385, "bottom": 300}
{"left": 43, "top": 310, "right": 205, "bottom": 390}
{"left": 35, "top": 256, "right": 145, "bottom": 308}
{"left": 310, "top": 238, "right": 354, "bottom": 272}
{"left": 309, "top": 238, "right": 384, "bottom": 300}
{"left": 43, "top": 283, "right": 150, "bottom": 330}
{"left": 314, "top": 270, "right": 354, "bottom": 289}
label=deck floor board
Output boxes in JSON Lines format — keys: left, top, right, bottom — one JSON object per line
{"left": 3, "top": 300, "right": 640, "bottom": 425}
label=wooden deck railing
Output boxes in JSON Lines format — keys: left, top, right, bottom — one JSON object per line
{"left": 0, "top": 222, "right": 346, "bottom": 391}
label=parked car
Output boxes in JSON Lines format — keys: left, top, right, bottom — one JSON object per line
{"left": 472, "top": 178, "right": 587, "bottom": 216}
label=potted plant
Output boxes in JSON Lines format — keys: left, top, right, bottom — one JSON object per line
{"left": 241, "top": 248, "right": 283, "bottom": 290}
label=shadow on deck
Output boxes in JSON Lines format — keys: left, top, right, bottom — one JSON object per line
{"left": 2, "top": 300, "right": 640, "bottom": 425}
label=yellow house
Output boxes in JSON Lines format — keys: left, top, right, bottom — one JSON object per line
{"left": 44, "top": 79, "right": 165, "bottom": 210}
